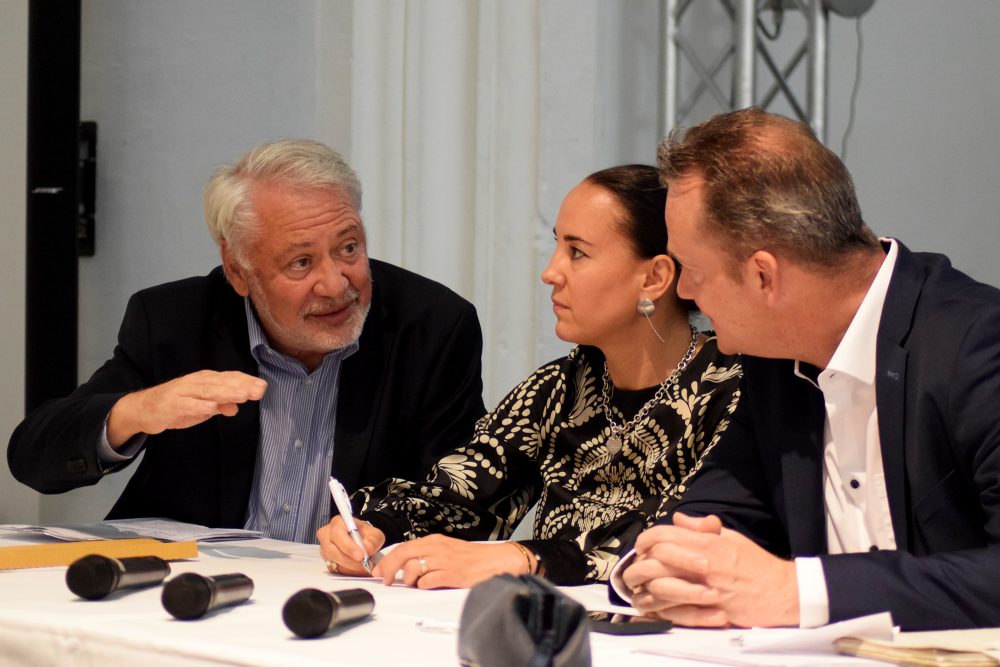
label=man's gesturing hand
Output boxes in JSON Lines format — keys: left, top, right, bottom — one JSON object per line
{"left": 107, "top": 370, "right": 267, "bottom": 447}
{"left": 623, "top": 512, "right": 800, "bottom": 628}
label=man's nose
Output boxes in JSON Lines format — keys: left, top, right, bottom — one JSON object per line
{"left": 313, "top": 258, "right": 350, "bottom": 296}
{"left": 676, "top": 273, "right": 694, "bottom": 300}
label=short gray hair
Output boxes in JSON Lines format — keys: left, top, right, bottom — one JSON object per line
{"left": 658, "top": 108, "right": 878, "bottom": 277}
{"left": 203, "top": 139, "right": 362, "bottom": 260}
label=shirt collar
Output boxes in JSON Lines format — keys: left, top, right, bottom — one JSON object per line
{"left": 794, "top": 238, "right": 898, "bottom": 386}
{"left": 243, "top": 298, "right": 358, "bottom": 370}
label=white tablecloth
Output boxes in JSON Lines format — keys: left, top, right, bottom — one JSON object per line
{"left": 0, "top": 530, "right": 882, "bottom": 667}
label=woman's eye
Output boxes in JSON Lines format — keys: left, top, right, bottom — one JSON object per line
{"left": 570, "top": 247, "right": 586, "bottom": 259}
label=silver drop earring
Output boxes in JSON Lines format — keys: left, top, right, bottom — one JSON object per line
{"left": 637, "top": 297, "right": 665, "bottom": 342}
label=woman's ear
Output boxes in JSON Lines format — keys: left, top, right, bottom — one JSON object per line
{"left": 641, "top": 254, "right": 678, "bottom": 301}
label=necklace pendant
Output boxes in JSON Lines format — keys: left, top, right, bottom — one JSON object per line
{"left": 607, "top": 434, "right": 623, "bottom": 456}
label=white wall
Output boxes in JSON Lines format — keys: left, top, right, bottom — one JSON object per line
{"left": 6, "top": 0, "right": 1000, "bottom": 524}
{"left": 76, "top": 0, "right": 321, "bottom": 373}
{"left": 665, "top": 1, "right": 1000, "bottom": 287}
{"left": 826, "top": 2, "right": 1000, "bottom": 285}
{"left": 40, "top": 0, "right": 326, "bottom": 522}
{"left": 0, "top": 1, "right": 33, "bottom": 524}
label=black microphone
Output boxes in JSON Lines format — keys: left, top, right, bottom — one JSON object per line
{"left": 161, "top": 572, "right": 254, "bottom": 620}
{"left": 66, "top": 555, "right": 170, "bottom": 600}
{"left": 282, "top": 588, "right": 375, "bottom": 638}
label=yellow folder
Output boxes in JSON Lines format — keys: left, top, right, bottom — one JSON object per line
{"left": 0, "top": 538, "right": 198, "bottom": 570}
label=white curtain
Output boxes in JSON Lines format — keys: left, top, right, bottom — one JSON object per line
{"left": 343, "top": 0, "right": 560, "bottom": 407}
{"left": 319, "top": 0, "right": 663, "bottom": 407}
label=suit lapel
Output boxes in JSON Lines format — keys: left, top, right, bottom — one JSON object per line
{"left": 874, "top": 241, "right": 926, "bottom": 550}
{"left": 778, "top": 366, "right": 828, "bottom": 555}
{"left": 875, "top": 344, "right": 908, "bottom": 548}
{"left": 332, "top": 267, "right": 391, "bottom": 491}
{"left": 207, "top": 271, "right": 261, "bottom": 526}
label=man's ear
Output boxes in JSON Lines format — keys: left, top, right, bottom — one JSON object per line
{"left": 747, "top": 250, "right": 780, "bottom": 305}
{"left": 641, "top": 254, "right": 678, "bottom": 300}
{"left": 220, "top": 241, "right": 250, "bottom": 297}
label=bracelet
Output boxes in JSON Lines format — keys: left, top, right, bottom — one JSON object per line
{"left": 510, "top": 542, "right": 537, "bottom": 575}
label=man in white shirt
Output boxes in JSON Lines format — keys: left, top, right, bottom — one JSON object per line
{"left": 614, "top": 108, "right": 1000, "bottom": 630}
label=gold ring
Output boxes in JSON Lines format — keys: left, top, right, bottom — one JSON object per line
{"left": 325, "top": 560, "right": 339, "bottom": 574}
{"left": 418, "top": 557, "right": 428, "bottom": 576}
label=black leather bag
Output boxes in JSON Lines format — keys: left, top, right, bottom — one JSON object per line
{"left": 458, "top": 574, "right": 592, "bottom": 667}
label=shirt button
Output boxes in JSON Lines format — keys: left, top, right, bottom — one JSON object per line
{"left": 850, "top": 479, "right": 861, "bottom": 489}
{"left": 282, "top": 503, "right": 291, "bottom": 513}
{"left": 304, "top": 378, "right": 313, "bottom": 386}
{"left": 294, "top": 439, "right": 303, "bottom": 450}
{"left": 869, "top": 545, "right": 879, "bottom": 552}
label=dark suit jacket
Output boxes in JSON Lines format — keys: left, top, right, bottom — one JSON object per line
{"left": 8, "top": 260, "right": 487, "bottom": 528}
{"left": 669, "top": 241, "right": 1000, "bottom": 630}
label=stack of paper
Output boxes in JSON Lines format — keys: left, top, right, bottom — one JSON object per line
{"left": 835, "top": 628, "right": 1000, "bottom": 666}
{"left": 1, "top": 518, "right": 262, "bottom": 543}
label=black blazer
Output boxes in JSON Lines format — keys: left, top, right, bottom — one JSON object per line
{"left": 669, "top": 241, "right": 1000, "bottom": 630}
{"left": 8, "top": 260, "right": 487, "bottom": 528}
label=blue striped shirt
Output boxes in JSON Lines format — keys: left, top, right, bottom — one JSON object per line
{"left": 241, "top": 299, "right": 358, "bottom": 543}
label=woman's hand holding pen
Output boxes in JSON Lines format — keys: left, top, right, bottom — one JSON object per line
{"left": 317, "top": 516, "right": 385, "bottom": 576}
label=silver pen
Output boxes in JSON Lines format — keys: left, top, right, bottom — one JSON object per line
{"left": 328, "top": 476, "right": 372, "bottom": 573}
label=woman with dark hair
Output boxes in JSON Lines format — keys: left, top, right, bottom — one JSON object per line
{"left": 317, "top": 165, "right": 742, "bottom": 586}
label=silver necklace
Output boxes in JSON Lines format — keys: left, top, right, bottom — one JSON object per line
{"left": 601, "top": 325, "right": 699, "bottom": 456}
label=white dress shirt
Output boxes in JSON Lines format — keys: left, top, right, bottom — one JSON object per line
{"left": 794, "top": 238, "right": 899, "bottom": 627}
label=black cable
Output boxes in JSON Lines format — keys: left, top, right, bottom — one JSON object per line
{"left": 757, "top": 7, "right": 784, "bottom": 40}
{"left": 840, "top": 15, "right": 864, "bottom": 161}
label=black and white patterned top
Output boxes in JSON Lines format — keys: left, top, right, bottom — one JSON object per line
{"left": 356, "top": 337, "right": 742, "bottom": 584}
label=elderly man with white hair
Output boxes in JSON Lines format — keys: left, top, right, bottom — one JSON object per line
{"left": 9, "top": 139, "right": 486, "bottom": 544}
